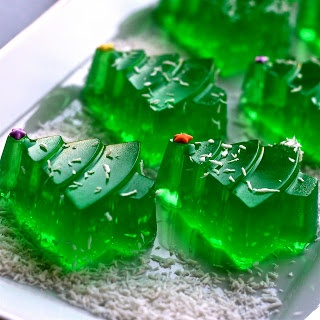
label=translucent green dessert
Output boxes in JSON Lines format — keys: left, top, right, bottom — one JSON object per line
{"left": 82, "top": 44, "right": 227, "bottom": 167}
{"left": 297, "top": 0, "right": 320, "bottom": 54}
{"left": 154, "top": 0, "right": 294, "bottom": 76}
{"left": 156, "top": 134, "right": 318, "bottom": 269}
{"left": 240, "top": 56, "right": 320, "bottom": 164}
{"left": 0, "top": 129, "right": 156, "bottom": 270}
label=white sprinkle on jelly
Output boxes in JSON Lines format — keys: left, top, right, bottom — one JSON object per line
{"left": 150, "top": 99, "right": 160, "bottom": 105}
{"left": 288, "top": 157, "right": 295, "bottom": 163}
{"left": 103, "top": 164, "right": 111, "bottom": 173}
{"left": 231, "top": 153, "right": 238, "bottom": 158}
{"left": 209, "top": 159, "right": 223, "bottom": 166}
{"left": 290, "top": 85, "right": 302, "bottom": 93}
{"left": 200, "top": 172, "right": 210, "bottom": 178}
{"left": 213, "top": 168, "right": 220, "bottom": 175}
{"left": 140, "top": 160, "right": 145, "bottom": 176}
{"left": 241, "top": 167, "right": 247, "bottom": 176}
{"left": 68, "top": 161, "right": 72, "bottom": 167}
{"left": 144, "top": 81, "right": 152, "bottom": 87}
{"left": 221, "top": 150, "right": 228, "bottom": 157}
{"left": 47, "top": 160, "right": 52, "bottom": 170}
{"left": 223, "top": 169, "right": 235, "bottom": 173}
{"left": 87, "top": 170, "right": 94, "bottom": 175}
{"left": 194, "top": 142, "right": 202, "bottom": 145}
{"left": 72, "top": 158, "right": 82, "bottom": 163}
{"left": 229, "top": 176, "right": 235, "bottom": 183}
{"left": 94, "top": 187, "right": 102, "bottom": 193}
{"left": 210, "top": 92, "right": 220, "bottom": 98}
{"left": 88, "top": 235, "right": 92, "bottom": 250}
{"left": 211, "top": 118, "right": 221, "bottom": 130}
{"left": 121, "top": 189, "right": 137, "bottom": 197}
{"left": 62, "top": 144, "right": 70, "bottom": 149}
{"left": 141, "top": 93, "right": 151, "bottom": 98}
{"left": 239, "top": 145, "right": 246, "bottom": 150}
{"left": 167, "top": 104, "right": 174, "bottom": 109}
{"left": 208, "top": 139, "right": 215, "bottom": 144}
{"left": 253, "top": 188, "right": 280, "bottom": 193}
{"left": 298, "top": 177, "right": 304, "bottom": 182}
{"left": 163, "top": 60, "right": 176, "bottom": 66}
{"left": 221, "top": 143, "right": 232, "bottom": 149}
{"left": 172, "top": 77, "right": 180, "bottom": 81}
{"left": 39, "top": 143, "right": 48, "bottom": 151}
{"left": 162, "top": 72, "right": 171, "bottom": 82}
{"left": 91, "top": 141, "right": 99, "bottom": 147}
{"left": 84, "top": 172, "right": 89, "bottom": 179}
{"left": 228, "top": 158, "right": 239, "bottom": 163}
{"left": 105, "top": 149, "right": 113, "bottom": 158}
{"left": 199, "top": 156, "right": 206, "bottom": 163}
{"left": 53, "top": 167, "right": 61, "bottom": 173}
{"left": 170, "top": 138, "right": 173, "bottom": 142}
{"left": 246, "top": 180, "right": 253, "bottom": 191}
{"left": 179, "top": 80, "right": 189, "bottom": 86}
{"left": 165, "top": 98, "right": 175, "bottom": 103}
{"left": 134, "top": 66, "right": 140, "bottom": 73}
{"left": 200, "top": 153, "right": 212, "bottom": 158}
{"left": 72, "top": 170, "right": 76, "bottom": 175}
{"left": 73, "top": 181, "right": 83, "bottom": 187}
{"left": 312, "top": 96, "right": 317, "bottom": 104}
{"left": 150, "top": 67, "right": 160, "bottom": 77}
{"left": 105, "top": 212, "right": 113, "bottom": 221}
{"left": 69, "top": 185, "right": 78, "bottom": 189}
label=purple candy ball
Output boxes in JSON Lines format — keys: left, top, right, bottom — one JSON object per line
{"left": 255, "top": 56, "right": 269, "bottom": 64}
{"left": 9, "top": 128, "right": 27, "bottom": 140}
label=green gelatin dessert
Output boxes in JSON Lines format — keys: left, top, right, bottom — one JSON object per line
{"left": 154, "top": 0, "right": 295, "bottom": 76}
{"left": 155, "top": 134, "right": 318, "bottom": 269}
{"left": 240, "top": 56, "right": 320, "bottom": 164}
{"left": 82, "top": 44, "right": 227, "bottom": 167}
{"left": 0, "top": 129, "right": 156, "bottom": 270}
{"left": 297, "top": 0, "right": 320, "bottom": 54}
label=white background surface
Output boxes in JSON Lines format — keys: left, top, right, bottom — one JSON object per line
{"left": 0, "top": 0, "right": 56, "bottom": 48}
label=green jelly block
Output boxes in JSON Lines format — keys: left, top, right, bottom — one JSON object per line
{"left": 81, "top": 45, "right": 226, "bottom": 167}
{"left": 0, "top": 130, "right": 156, "bottom": 270}
{"left": 297, "top": 0, "right": 320, "bottom": 54}
{"left": 154, "top": 0, "right": 295, "bottom": 76}
{"left": 155, "top": 136, "right": 318, "bottom": 269}
{"left": 240, "top": 57, "right": 320, "bottom": 164}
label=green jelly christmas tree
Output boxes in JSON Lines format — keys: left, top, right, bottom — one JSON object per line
{"left": 240, "top": 56, "right": 320, "bottom": 164}
{"left": 0, "top": 129, "right": 156, "bottom": 271}
{"left": 82, "top": 44, "right": 226, "bottom": 168}
{"left": 154, "top": 0, "right": 295, "bottom": 76}
{"left": 155, "top": 134, "right": 318, "bottom": 270}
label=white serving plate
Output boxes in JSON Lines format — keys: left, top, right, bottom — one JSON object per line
{"left": 0, "top": 1, "right": 320, "bottom": 319}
